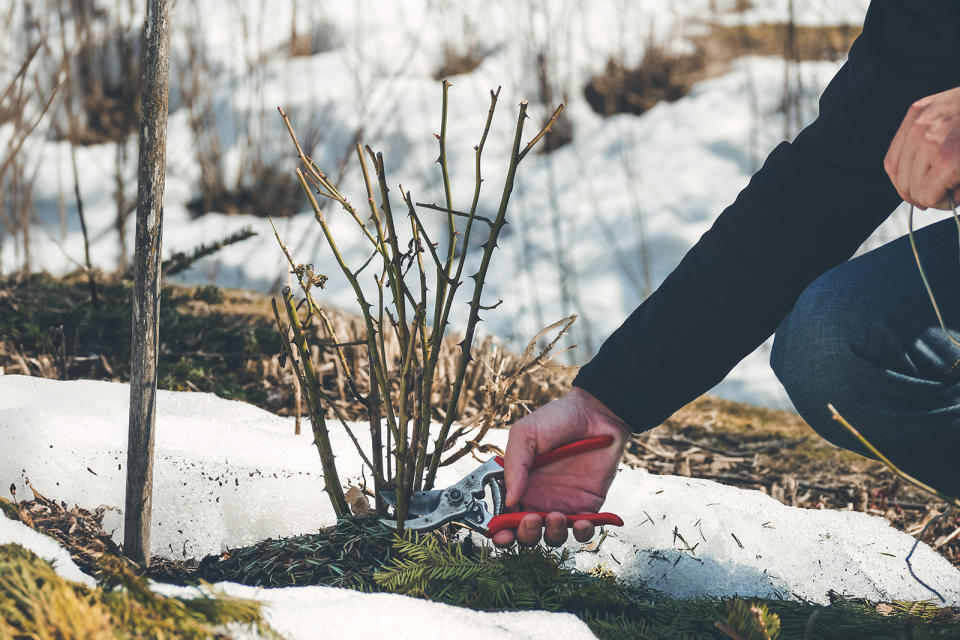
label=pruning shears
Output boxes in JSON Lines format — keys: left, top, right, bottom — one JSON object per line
{"left": 379, "top": 436, "right": 624, "bottom": 537}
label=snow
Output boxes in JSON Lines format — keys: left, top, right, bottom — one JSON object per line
{"left": 578, "top": 473, "right": 960, "bottom": 604}
{"left": 219, "top": 583, "right": 596, "bottom": 640}
{"left": 3, "top": 0, "right": 928, "bottom": 411}
{"left": 3, "top": 374, "right": 959, "bottom": 610}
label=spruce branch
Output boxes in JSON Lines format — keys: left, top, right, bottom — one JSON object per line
{"left": 161, "top": 227, "right": 257, "bottom": 277}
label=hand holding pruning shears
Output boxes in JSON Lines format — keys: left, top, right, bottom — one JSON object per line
{"left": 379, "top": 388, "right": 630, "bottom": 545}
{"left": 495, "top": 387, "right": 630, "bottom": 547}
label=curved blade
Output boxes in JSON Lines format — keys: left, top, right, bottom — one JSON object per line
{"left": 379, "top": 509, "right": 455, "bottom": 532}
{"left": 379, "top": 490, "right": 443, "bottom": 516}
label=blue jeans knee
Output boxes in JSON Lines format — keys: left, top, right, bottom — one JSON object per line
{"left": 771, "top": 216, "right": 960, "bottom": 496}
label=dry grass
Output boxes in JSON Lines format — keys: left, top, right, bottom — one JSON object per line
{"left": 434, "top": 45, "right": 486, "bottom": 80}
{"left": 0, "top": 277, "right": 573, "bottom": 429}
{"left": 584, "top": 22, "right": 861, "bottom": 117}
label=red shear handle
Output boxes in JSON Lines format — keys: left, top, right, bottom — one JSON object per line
{"left": 485, "top": 512, "right": 624, "bottom": 537}
{"left": 493, "top": 435, "right": 614, "bottom": 469}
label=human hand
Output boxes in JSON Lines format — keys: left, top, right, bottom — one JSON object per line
{"left": 493, "top": 386, "right": 630, "bottom": 548}
{"left": 884, "top": 86, "right": 960, "bottom": 210}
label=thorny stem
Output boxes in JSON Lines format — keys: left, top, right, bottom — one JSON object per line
{"left": 438, "top": 78, "right": 456, "bottom": 267}
{"left": 275, "top": 291, "right": 349, "bottom": 517}
{"left": 366, "top": 146, "right": 413, "bottom": 351}
{"left": 357, "top": 145, "right": 407, "bottom": 331}
{"left": 270, "top": 217, "right": 362, "bottom": 402}
{"left": 432, "top": 81, "right": 458, "bottom": 360}
{"left": 295, "top": 168, "right": 400, "bottom": 443}
{"left": 415, "top": 87, "right": 501, "bottom": 489}
{"left": 274, "top": 291, "right": 387, "bottom": 490}
{"left": 416, "top": 201, "right": 495, "bottom": 227}
{"left": 517, "top": 103, "right": 564, "bottom": 162}
{"left": 425, "top": 99, "right": 550, "bottom": 490}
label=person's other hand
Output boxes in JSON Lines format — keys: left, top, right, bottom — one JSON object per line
{"left": 885, "top": 86, "right": 960, "bottom": 210}
{"left": 493, "top": 386, "right": 630, "bottom": 548}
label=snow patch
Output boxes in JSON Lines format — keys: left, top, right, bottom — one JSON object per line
{"left": 2, "top": 375, "right": 959, "bottom": 606}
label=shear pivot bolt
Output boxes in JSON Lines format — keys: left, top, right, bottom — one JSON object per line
{"left": 447, "top": 488, "right": 463, "bottom": 504}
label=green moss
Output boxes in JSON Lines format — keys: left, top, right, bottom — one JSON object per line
{"left": 193, "top": 284, "right": 225, "bottom": 304}
{"left": 0, "top": 543, "right": 273, "bottom": 639}
{"left": 0, "top": 274, "right": 279, "bottom": 408}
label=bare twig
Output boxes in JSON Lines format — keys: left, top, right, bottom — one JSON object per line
{"left": 415, "top": 202, "right": 495, "bottom": 227}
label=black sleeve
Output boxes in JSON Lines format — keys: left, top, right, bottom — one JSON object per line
{"left": 573, "top": 0, "right": 960, "bottom": 432}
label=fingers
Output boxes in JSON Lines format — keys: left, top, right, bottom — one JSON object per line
{"left": 906, "top": 139, "right": 936, "bottom": 210}
{"left": 895, "top": 121, "right": 925, "bottom": 207}
{"left": 885, "top": 91, "right": 960, "bottom": 210}
{"left": 503, "top": 425, "right": 536, "bottom": 509}
{"left": 572, "top": 519, "right": 596, "bottom": 543}
{"left": 492, "top": 529, "right": 515, "bottom": 548}
{"left": 885, "top": 101, "right": 921, "bottom": 196}
{"left": 505, "top": 513, "right": 543, "bottom": 546}
{"left": 492, "top": 513, "right": 598, "bottom": 548}
{"left": 543, "top": 512, "right": 569, "bottom": 546}
{"left": 917, "top": 158, "right": 960, "bottom": 210}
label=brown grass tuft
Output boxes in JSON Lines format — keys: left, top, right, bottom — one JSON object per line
{"left": 585, "top": 22, "right": 861, "bottom": 118}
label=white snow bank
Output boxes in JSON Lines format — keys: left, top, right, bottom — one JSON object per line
{"left": 218, "top": 583, "right": 596, "bottom": 640}
{"left": 2, "top": 374, "right": 959, "bottom": 606}
{"left": 0, "top": 517, "right": 94, "bottom": 587}
{"left": 577, "top": 473, "right": 960, "bottom": 604}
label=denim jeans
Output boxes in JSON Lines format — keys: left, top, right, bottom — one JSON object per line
{"left": 771, "top": 216, "right": 960, "bottom": 497}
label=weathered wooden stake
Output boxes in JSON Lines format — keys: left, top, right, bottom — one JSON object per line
{"left": 124, "top": 0, "right": 171, "bottom": 567}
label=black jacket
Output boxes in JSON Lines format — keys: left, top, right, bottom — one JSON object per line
{"left": 573, "top": 0, "right": 960, "bottom": 431}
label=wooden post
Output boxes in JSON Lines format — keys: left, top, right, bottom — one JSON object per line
{"left": 124, "top": 0, "right": 171, "bottom": 567}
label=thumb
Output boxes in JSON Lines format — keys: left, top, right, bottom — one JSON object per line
{"left": 503, "top": 424, "right": 538, "bottom": 509}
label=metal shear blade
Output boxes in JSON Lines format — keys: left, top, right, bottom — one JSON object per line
{"left": 379, "top": 489, "right": 443, "bottom": 516}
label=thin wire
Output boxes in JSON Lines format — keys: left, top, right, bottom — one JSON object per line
{"left": 907, "top": 193, "right": 960, "bottom": 348}
{"left": 904, "top": 192, "right": 958, "bottom": 603}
